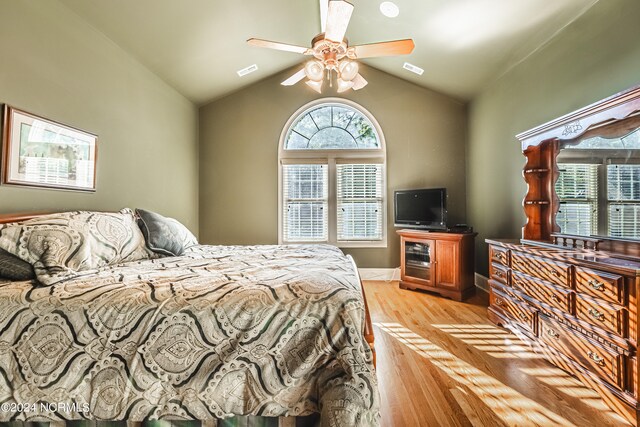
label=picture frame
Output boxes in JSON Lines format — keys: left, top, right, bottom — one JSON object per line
{"left": 1, "top": 105, "right": 97, "bottom": 192}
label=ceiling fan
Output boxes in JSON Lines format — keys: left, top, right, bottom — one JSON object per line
{"left": 247, "top": 0, "right": 415, "bottom": 93}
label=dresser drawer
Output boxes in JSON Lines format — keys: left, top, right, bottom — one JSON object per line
{"left": 576, "top": 294, "right": 627, "bottom": 338}
{"left": 489, "top": 280, "right": 520, "bottom": 301}
{"left": 575, "top": 267, "right": 624, "bottom": 305}
{"left": 490, "top": 245, "right": 510, "bottom": 267}
{"left": 539, "top": 314, "right": 624, "bottom": 390}
{"left": 491, "top": 288, "right": 537, "bottom": 335}
{"left": 512, "top": 272, "right": 573, "bottom": 314}
{"left": 490, "top": 262, "right": 510, "bottom": 285}
{"left": 511, "top": 251, "right": 571, "bottom": 288}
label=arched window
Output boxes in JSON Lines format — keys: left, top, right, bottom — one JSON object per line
{"left": 279, "top": 98, "right": 387, "bottom": 247}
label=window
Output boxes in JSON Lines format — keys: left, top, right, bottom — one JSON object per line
{"left": 279, "top": 99, "right": 386, "bottom": 247}
{"left": 336, "top": 164, "right": 384, "bottom": 241}
{"left": 608, "top": 164, "right": 640, "bottom": 238}
{"left": 555, "top": 161, "right": 640, "bottom": 238}
{"left": 282, "top": 164, "right": 328, "bottom": 242}
{"left": 556, "top": 164, "right": 598, "bottom": 236}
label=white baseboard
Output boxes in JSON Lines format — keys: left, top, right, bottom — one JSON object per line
{"left": 359, "top": 268, "right": 400, "bottom": 282}
{"left": 360, "top": 269, "right": 489, "bottom": 292}
{"left": 475, "top": 273, "right": 489, "bottom": 292}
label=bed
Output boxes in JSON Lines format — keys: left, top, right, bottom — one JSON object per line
{"left": 0, "top": 211, "right": 378, "bottom": 426}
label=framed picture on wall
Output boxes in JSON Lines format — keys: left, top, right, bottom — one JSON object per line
{"left": 1, "top": 105, "right": 97, "bottom": 192}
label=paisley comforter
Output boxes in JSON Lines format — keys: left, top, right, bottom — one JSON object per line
{"left": 0, "top": 244, "right": 379, "bottom": 425}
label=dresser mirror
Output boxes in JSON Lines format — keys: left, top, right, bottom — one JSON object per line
{"left": 516, "top": 85, "right": 640, "bottom": 247}
{"left": 556, "top": 116, "right": 640, "bottom": 240}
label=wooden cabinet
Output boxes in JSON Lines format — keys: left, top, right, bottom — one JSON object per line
{"left": 398, "top": 230, "right": 476, "bottom": 301}
{"left": 486, "top": 239, "right": 640, "bottom": 424}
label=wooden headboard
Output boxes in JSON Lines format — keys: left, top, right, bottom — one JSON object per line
{"left": 0, "top": 213, "right": 46, "bottom": 224}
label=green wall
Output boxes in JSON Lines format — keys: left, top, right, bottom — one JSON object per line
{"left": 199, "top": 65, "right": 467, "bottom": 267}
{"left": 467, "top": 0, "right": 640, "bottom": 275}
{"left": 0, "top": 1, "right": 199, "bottom": 232}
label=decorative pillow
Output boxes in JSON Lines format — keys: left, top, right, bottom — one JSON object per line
{"left": 136, "top": 208, "right": 198, "bottom": 256}
{"left": 0, "top": 209, "right": 155, "bottom": 286}
{"left": 0, "top": 248, "right": 35, "bottom": 281}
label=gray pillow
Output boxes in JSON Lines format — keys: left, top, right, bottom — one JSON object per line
{"left": 0, "top": 209, "right": 155, "bottom": 286}
{"left": 0, "top": 248, "right": 35, "bottom": 281}
{"left": 136, "top": 209, "right": 198, "bottom": 256}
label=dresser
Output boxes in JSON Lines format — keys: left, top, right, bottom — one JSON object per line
{"left": 487, "top": 238, "right": 640, "bottom": 423}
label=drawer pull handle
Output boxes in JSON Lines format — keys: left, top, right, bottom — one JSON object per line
{"left": 495, "top": 298, "right": 504, "bottom": 307}
{"left": 518, "top": 313, "right": 528, "bottom": 321}
{"left": 587, "top": 351, "right": 605, "bottom": 366}
{"left": 550, "top": 270, "right": 561, "bottom": 277}
{"left": 551, "top": 295, "right": 560, "bottom": 303}
{"left": 588, "top": 280, "right": 605, "bottom": 291}
{"left": 547, "top": 329, "right": 559, "bottom": 339}
{"left": 588, "top": 308, "right": 605, "bottom": 322}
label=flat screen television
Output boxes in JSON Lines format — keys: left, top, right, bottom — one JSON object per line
{"left": 394, "top": 188, "right": 447, "bottom": 230}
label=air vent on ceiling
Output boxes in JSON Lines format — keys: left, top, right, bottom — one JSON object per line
{"left": 237, "top": 64, "right": 258, "bottom": 77}
{"left": 403, "top": 62, "right": 424, "bottom": 76}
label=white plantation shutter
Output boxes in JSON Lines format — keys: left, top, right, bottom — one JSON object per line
{"left": 337, "top": 164, "right": 384, "bottom": 241}
{"left": 609, "top": 204, "right": 640, "bottom": 238}
{"left": 608, "top": 164, "right": 640, "bottom": 238}
{"left": 282, "top": 164, "right": 328, "bottom": 242}
{"left": 556, "top": 164, "right": 598, "bottom": 236}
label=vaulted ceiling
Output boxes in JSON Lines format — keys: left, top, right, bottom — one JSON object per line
{"left": 58, "top": 0, "right": 598, "bottom": 105}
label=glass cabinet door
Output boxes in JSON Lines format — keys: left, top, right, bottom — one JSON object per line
{"left": 403, "top": 240, "right": 435, "bottom": 285}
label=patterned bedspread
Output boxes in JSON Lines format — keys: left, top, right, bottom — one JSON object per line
{"left": 0, "top": 244, "right": 379, "bottom": 425}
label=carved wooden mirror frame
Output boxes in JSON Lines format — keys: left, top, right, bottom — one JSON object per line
{"left": 516, "top": 85, "right": 640, "bottom": 247}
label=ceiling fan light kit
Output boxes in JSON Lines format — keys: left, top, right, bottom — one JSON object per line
{"left": 305, "top": 79, "right": 324, "bottom": 94}
{"left": 304, "top": 60, "right": 325, "bottom": 82}
{"left": 247, "top": 0, "right": 415, "bottom": 94}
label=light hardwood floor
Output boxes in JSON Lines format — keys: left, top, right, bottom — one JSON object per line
{"left": 364, "top": 280, "right": 632, "bottom": 427}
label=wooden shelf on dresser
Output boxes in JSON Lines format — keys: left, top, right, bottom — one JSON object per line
{"left": 397, "top": 229, "right": 476, "bottom": 301}
{"left": 486, "top": 238, "right": 640, "bottom": 424}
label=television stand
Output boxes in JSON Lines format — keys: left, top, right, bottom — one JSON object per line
{"left": 397, "top": 229, "right": 476, "bottom": 301}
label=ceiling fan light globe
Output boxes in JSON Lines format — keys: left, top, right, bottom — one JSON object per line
{"left": 306, "top": 79, "right": 324, "bottom": 93}
{"left": 337, "top": 78, "right": 355, "bottom": 93}
{"left": 339, "top": 60, "right": 358, "bottom": 81}
{"left": 304, "top": 60, "right": 325, "bottom": 81}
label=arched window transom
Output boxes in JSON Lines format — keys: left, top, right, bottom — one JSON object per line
{"left": 285, "top": 104, "right": 380, "bottom": 150}
{"left": 279, "top": 99, "right": 387, "bottom": 248}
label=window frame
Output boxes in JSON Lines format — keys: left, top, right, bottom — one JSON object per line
{"left": 278, "top": 98, "right": 387, "bottom": 248}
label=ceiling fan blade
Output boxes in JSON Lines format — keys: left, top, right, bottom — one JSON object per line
{"left": 247, "top": 38, "right": 310, "bottom": 54}
{"left": 351, "top": 39, "right": 415, "bottom": 58}
{"left": 352, "top": 73, "right": 368, "bottom": 90}
{"left": 324, "top": 0, "right": 354, "bottom": 43}
{"left": 320, "top": 0, "right": 329, "bottom": 33}
{"left": 281, "top": 68, "right": 307, "bottom": 86}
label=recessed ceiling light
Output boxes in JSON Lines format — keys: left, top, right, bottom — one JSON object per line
{"left": 380, "top": 1, "right": 399, "bottom": 18}
{"left": 403, "top": 62, "right": 424, "bottom": 75}
{"left": 237, "top": 64, "right": 258, "bottom": 77}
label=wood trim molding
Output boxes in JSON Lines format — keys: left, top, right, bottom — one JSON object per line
{"left": 0, "top": 212, "right": 46, "bottom": 224}
{"left": 517, "top": 85, "right": 640, "bottom": 150}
